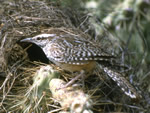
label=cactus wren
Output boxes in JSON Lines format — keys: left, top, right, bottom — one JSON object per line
{"left": 20, "top": 28, "right": 141, "bottom": 99}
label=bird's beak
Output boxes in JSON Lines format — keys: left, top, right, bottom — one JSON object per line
{"left": 20, "top": 38, "right": 33, "bottom": 42}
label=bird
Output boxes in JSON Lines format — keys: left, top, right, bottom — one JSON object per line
{"left": 20, "top": 28, "right": 141, "bottom": 99}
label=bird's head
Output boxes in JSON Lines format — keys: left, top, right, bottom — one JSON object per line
{"left": 20, "top": 34, "right": 56, "bottom": 47}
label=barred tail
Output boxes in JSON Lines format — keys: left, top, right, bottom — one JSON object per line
{"left": 103, "top": 66, "right": 141, "bottom": 99}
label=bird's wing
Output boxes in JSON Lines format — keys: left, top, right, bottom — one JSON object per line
{"left": 45, "top": 35, "right": 115, "bottom": 64}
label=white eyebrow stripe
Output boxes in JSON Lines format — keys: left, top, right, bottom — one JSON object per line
{"left": 34, "top": 34, "right": 56, "bottom": 38}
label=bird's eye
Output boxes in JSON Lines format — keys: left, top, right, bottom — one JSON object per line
{"left": 36, "top": 37, "right": 41, "bottom": 40}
